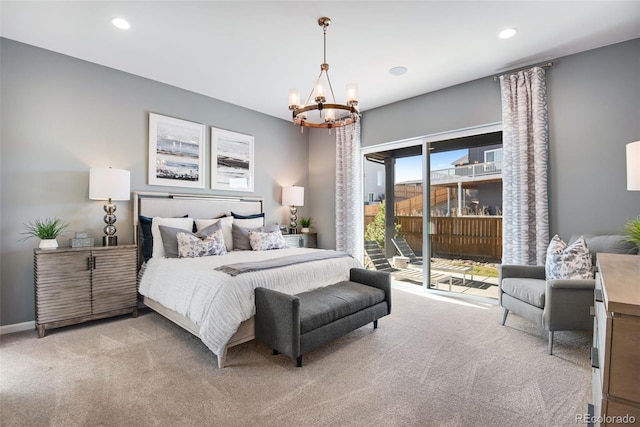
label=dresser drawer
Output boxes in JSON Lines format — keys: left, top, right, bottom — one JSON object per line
{"left": 591, "top": 365, "right": 603, "bottom": 424}
{"left": 595, "top": 299, "right": 608, "bottom": 392}
{"left": 602, "top": 399, "right": 640, "bottom": 426}
{"left": 608, "top": 314, "right": 640, "bottom": 403}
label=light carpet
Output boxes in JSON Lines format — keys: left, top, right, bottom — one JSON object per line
{"left": 0, "top": 285, "right": 591, "bottom": 427}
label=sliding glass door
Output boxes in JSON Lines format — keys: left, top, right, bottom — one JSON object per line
{"left": 362, "top": 123, "right": 503, "bottom": 300}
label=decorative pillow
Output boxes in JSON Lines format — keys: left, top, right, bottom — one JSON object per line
{"left": 231, "top": 211, "right": 265, "bottom": 220}
{"left": 158, "top": 225, "right": 190, "bottom": 258}
{"left": 139, "top": 215, "right": 154, "bottom": 262}
{"left": 248, "top": 229, "right": 288, "bottom": 251}
{"left": 232, "top": 224, "right": 279, "bottom": 250}
{"left": 151, "top": 217, "right": 194, "bottom": 258}
{"left": 159, "top": 221, "right": 224, "bottom": 258}
{"left": 176, "top": 229, "right": 227, "bottom": 258}
{"left": 195, "top": 216, "right": 234, "bottom": 251}
{"left": 545, "top": 235, "right": 593, "bottom": 280}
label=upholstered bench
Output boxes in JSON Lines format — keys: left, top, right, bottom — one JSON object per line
{"left": 255, "top": 268, "right": 391, "bottom": 367}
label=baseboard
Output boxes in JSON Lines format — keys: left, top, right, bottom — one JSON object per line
{"left": 0, "top": 321, "right": 35, "bottom": 335}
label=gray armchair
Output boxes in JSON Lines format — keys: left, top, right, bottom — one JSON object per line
{"left": 499, "top": 234, "right": 638, "bottom": 355}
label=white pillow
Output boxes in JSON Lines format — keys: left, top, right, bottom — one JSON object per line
{"left": 248, "top": 230, "right": 288, "bottom": 251}
{"left": 195, "top": 216, "right": 234, "bottom": 251}
{"left": 545, "top": 235, "right": 593, "bottom": 279}
{"left": 151, "top": 217, "right": 194, "bottom": 258}
{"left": 233, "top": 217, "right": 264, "bottom": 229}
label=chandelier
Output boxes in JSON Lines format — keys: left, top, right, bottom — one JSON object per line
{"left": 288, "top": 17, "right": 359, "bottom": 130}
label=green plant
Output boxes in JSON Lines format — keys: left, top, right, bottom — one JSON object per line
{"left": 365, "top": 200, "right": 401, "bottom": 249}
{"left": 623, "top": 215, "right": 640, "bottom": 249}
{"left": 300, "top": 217, "right": 313, "bottom": 228}
{"left": 21, "top": 218, "right": 69, "bottom": 240}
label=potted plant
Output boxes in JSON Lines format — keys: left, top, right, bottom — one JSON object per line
{"left": 300, "top": 217, "right": 313, "bottom": 233}
{"left": 21, "top": 218, "right": 69, "bottom": 249}
{"left": 623, "top": 215, "right": 640, "bottom": 251}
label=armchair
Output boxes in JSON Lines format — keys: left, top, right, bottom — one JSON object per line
{"left": 499, "top": 234, "right": 638, "bottom": 355}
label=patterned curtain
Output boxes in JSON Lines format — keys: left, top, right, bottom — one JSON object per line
{"left": 500, "top": 67, "right": 550, "bottom": 265}
{"left": 336, "top": 122, "right": 363, "bottom": 262}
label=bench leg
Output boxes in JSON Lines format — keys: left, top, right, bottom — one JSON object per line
{"left": 373, "top": 319, "right": 378, "bottom": 329}
{"left": 296, "top": 356, "right": 302, "bottom": 368}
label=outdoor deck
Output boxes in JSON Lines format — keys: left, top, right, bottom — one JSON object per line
{"left": 389, "top": 265, "right": 499, "bottom": 299}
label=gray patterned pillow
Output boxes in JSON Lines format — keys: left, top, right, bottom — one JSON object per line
{"left": 176, "top": 229, "right": 227, "bottom": 258}
{"left": 248, "top": 230, "right": 287, "bottom": 251}
{"left": 545, "top": 235, "right": 593, "bottom": 279}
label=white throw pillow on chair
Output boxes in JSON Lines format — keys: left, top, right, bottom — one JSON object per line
{"left": 545, "top": 235, "right": 593, "bottom": 280}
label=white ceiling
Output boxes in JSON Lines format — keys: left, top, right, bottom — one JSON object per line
{"left": 2, "top": 1, "right": 639, "bottom": 122}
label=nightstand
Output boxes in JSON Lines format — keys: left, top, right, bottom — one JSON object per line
{"left": 283, "top": 233, "right": 317, "bottom": 248}
{"left": 34, "top": 244, "right": 138, "bottom": 337}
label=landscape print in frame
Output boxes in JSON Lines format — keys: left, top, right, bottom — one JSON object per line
{"left": 211, "top": 127, "right": 254, "bottom": 192}
{"left": 148, "top": 113, "right": 205, "bottom": 188}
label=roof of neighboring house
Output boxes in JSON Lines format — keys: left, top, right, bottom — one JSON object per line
{"left": 452, "top": 154, "right": 469, "bottom": 166}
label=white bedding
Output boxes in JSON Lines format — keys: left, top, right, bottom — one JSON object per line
{"left": 138, "top": 248, "right": 362, "bottom": 356}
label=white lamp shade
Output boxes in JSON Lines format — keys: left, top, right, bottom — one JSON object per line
{"left": 89, "top": 168, "right": 131, "bottom": 201}
{"left": 627, "top": 141, "right": 640, "bottom": 191}
{"left": 282, "top": 186, "right": 304, "bottom": 206}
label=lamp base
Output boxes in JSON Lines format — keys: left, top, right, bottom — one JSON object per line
{"left": 103, "top": 235, "right": 118, "bottom": 246}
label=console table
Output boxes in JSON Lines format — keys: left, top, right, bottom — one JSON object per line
{"left": 590, "top": 253, "right": 640, "bottom": 426}
{"left": 34, "top": 245, "right": 138, "bottom": 337}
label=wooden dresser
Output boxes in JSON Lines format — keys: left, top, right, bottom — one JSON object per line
{"left": 34, "top": 245, "right": 138, "bottom": 337}
{"left": 591, "top": 253, "right": 640, "bottom": 426}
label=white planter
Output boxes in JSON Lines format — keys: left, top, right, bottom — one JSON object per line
{"left": 39, "top": 239, "right": 58, "bottom": 250}
{"left": 301, "top": 228, "right": 310, "bottom": 233}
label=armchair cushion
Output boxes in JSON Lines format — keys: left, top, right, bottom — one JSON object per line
{"left": 501, "top": 278, "right": 546, "bottom": 308}
{"left": 545, "top": 235, "right": 593, "bottom": 280}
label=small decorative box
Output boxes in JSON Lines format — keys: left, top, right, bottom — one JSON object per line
{"left": 70, "top": 237, "right": 94, "bottom": 248}
{"left": 75, "top": 232, "right": 89, "bottom": 239}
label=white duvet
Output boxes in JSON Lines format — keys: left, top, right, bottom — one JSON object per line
{"left": 138, "top": 248, "right": 362, "bottom": 356}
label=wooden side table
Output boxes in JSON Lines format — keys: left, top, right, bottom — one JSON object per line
{"left": 34, "top": 245, "right": 137, "bottom": 337}
{"left": 283, "top": 233, "right": 317, "bottom": 248}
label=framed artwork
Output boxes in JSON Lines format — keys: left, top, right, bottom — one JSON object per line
{"left": 148, "top": 113, "right": 206, "bottom": 188}
{"left": 211, "top": 127, "right": 254, "bottom": 192}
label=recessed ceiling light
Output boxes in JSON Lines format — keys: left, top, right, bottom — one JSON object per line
{"left": 389, "top": 66, "right": 408, "bottom": 76}
{"left": 112, "top": 18, "right": 130, "bottom": 30}
{"left": 499, "top": 28, "right": 517, "bottom": 39}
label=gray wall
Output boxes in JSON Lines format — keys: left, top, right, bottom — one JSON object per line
{"left": 311, "top": 38, "right": 640, "bottom": 247}
{"left": 0, "top": 39, "right": 309, "bottom": 326}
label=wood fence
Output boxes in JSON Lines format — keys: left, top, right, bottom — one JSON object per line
{"left": 364, "top": 214, "right": 502, "bottom": 261}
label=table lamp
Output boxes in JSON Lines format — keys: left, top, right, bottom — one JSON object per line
{"left": 89, "top": 167, "right": 131, "bottom": 246}
{"left": 282, "top": 186, "right": 304, "bottom": 234}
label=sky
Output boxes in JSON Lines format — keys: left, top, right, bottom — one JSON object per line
{"left": 395, "top": 149, "right": 467, "bottom": 183}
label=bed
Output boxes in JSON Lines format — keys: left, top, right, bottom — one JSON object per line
{"left": 134, "top": 192, "right": 361, "bottom": 368}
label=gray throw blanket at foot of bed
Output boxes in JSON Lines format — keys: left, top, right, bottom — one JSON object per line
{"left": 215, "top": 250, "right": 351, "bottom": 276}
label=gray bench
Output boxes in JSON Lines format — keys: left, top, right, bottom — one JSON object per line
{"left": 255, "top": 268, "right": 391, "bottom": 367}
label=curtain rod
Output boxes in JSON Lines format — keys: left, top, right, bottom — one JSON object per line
{"left": 493, "top": 62, "right": 553, "bottom": 81}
